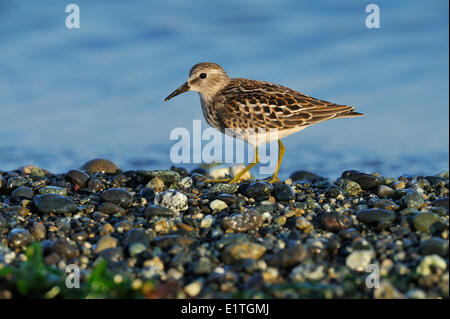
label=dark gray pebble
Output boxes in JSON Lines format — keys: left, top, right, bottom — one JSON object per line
{"left": 98, "top": 202, "right": 126, "bottom": 215}
{"left": 245, "top": 181, "right": 273, "bottom": 201}
{"left": 51, "top": 239, "right": 79, "bottom": 260}
{"left": 273, "top": 183, "right": 295, "bottom": 201}
{"left": 289, "top": 170, "right": 319, "bottom": 181}
{"left": 341, "top": 170, "right": 382, "bottom": 190}
{"left": 12, "top": 187, "right": 34, "bottom": 202}
{"left": 356, "top": 209, "right": 396, "bottom": 231}
{"left": 140, "top": 187, "right": 156, "bottom": 201}
{"left": 419, "top": 238, "right": 449, "bottom": 256}
{"left": 101, "top": 188, "right": 133, "bottom": 208}
{"left": 125, "top": 228, "right": 150, "bottom": 249}
{"left": 266, "top": 244, "right": 307, "bottom": 268}
{"left": 67, "top": 169, "right": 90, "bottom": 187}
{"left": 33, "top": 194, "right": 78, "bottom": 214}
{"left": 145, "top": 204, "right": 176, "bottom": 218}
{"left": 321, "top": 211, "right": 353, "bottom": 232}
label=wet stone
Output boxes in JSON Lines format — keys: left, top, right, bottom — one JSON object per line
{"left": 146, "top": 177, "right": 165, "bottom": 192}
{"left": 191, "top": 257, "right": 213, "bottom": 275}
{"left": 356, "top": 209, "right": 396, "bottom": 231}
{"left": 222, "top": 241, "right": 266, "bottom": 263}
{"left": 99, "top": 247, "right": 123, "bottom": 263}
{"left": 30, "top": 222, "right": 46, "bottom": 241}
{"left": 215, "top": 194, "right": 239, "bottom": 206}
{"left": 399, "top": 207, "right": 419, "bottom": 216}
{"left": 129, "top": 243, "right": 147, "bottom": 256}
{"left": 222, "top": 210, "right": 263, "bottom": 232}
{"left": 71, "top": 231, "right": 88, "bottom": 242}
{"left": 136, "top": 169, "right": 180, "bottom": 184}
{"left": 12, "top": 187, "right": 34, "bottom": 202}
{"left": 140, "top": 187, "right": 156, "bottom": 201}
{"left": 245, "top": 181, "right": 273, "bottom": 201}
{"left": 289, "top": 170, "right": 319, "bottom": 181}
{"left": 125, "top": 229, "right": 150, "bottom": 249}
{"left": 101, "top": 188, "right": 133, "bottom": 208}
{"left": 6, "top": 177, "right": 29, "bottom": 191}
{"left": 81, "top": 158, "right": 119, "bottom": 174}
{"left": 51, "top": 239, "right": 78, "bottom": 260}
{"left": 67, "top": 169, "right": 90, "bottom": 187}
{"left": 335, "top": 179, "right": 363, "bottom": 196}
{"left": 377, "top": 185, "right": 395, "bottom": 198}
{"left": 210, "top": 183, "right": 239, "bottom": 194}
{"left": 432, "top": 198, "right": 449, "bottom": 211}
{"left": 95, "top": 235, "right": 118, "bottom": 253}
{"left": 8, "top": 228, "right": 33, "bottom": 248}
{"left": 153, "top": 234, "right": 194, "bottom": 250}
{"left": 33, "top": 194, "right": 78, "bottom": 215}
{"left": 87, "top": 178, "right": 103, "bottom": 192}
{"left": 412, "top": 212, "right": 445, "bottom": 234}
{"left": 23, "top": 165, "right": 47, "bottom": 176}
{"left": 266, "top": 244, "right": 307, "bottom": 268}
{"left": 98, "top": 202, "right": 126, "bottom": 215}
{"left": 145, "top": 204, "right": 177, "bottom": 218}
{"left": 38, "top": 186, "right": 67, "bottom": 196}
{"left": 273, "top": 183, "right": 295, "bottom": 201}
{"left": 346, "top": 250, "right": 374, "bottom": 272}
{"left": 372, "top": 199, "right": 399, "bottom": 211}
{"left": 321, "top": 211, "right": 353, "bottom": 232}
{"left": 424, "top": 176, "right": 446, "bottom": 186}
{"left": 341, "top": 170, "right": 382, "bottom": 190}
{"left": 419, "top": 238, "right": 449, "bottom": 256}
{"left": 0, "top": 216, "right": 7, "bottom": 229}
{"left": 326, "top": 185, "right": 344, "bottom": 198}
{"left": 400, "top": 189, "right": 424, "bottom": 209}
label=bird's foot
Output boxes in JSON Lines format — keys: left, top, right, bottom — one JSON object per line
{"left": 267, "top": 175, "right": 281, "bottom": 184}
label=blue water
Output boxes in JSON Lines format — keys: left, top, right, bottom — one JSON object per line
{"left": 0, "top": 0, "right": 448, "bottom": 179}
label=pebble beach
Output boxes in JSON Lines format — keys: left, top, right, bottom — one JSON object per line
{"left": 0, "top": 158, "right": 448, "bottom": 299}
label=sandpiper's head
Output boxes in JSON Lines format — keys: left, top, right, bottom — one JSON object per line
{"left": 165, "top": 62, "right": 230, "bottom": 102}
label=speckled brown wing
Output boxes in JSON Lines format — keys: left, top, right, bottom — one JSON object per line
{"left": 214, "top": 78, "right": 363, "bottom": 131}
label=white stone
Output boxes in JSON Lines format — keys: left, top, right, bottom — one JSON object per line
{"left": 209, "top": 166, "right": 231, "bottom": 179}
{"left": 200, "top": 215, "right": 214, "bottom": 228}
{"left": 345, "top": 250, "right": 374, "bottom": 272}
{"left": 184, "top": 280, "right": 202, "bottom": 297}
{"left": 179, "top": 176, "right": 193, "bottom": 189}
{"left": 209, "top": 199, "right": 228, "bottom": 211}
{"left": 155, "top": 190, "right": 188, "bottom": 212}
{"left": 416, "top": 254, "right": 447, "bottom": 276}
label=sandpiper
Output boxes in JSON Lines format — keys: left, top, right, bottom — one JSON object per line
{"left": 165, "top": 62, "right": 364, "bottom": 183}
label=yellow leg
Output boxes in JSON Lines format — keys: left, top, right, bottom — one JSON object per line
{"left": 228, "top": 146, "right": 259, "bottom": 184}
{"left": 268, "top": 140, "right": 285, "bottom": 183}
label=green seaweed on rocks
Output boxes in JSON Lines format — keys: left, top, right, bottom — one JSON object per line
{"left": 0, "top": 243, "right": 156, "bottom": 298}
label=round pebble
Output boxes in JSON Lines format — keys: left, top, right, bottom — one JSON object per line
{"left": 81, "top": 158, "right": 119, "bottom": 174}
{"left": 8, "top": 228, "right": 33, "bottom": 248}
{"left": 33, "top": 194, "right": 78, "bottom": 215}
{"left": 101, "top": 188, "right": 133, "bottom": 208}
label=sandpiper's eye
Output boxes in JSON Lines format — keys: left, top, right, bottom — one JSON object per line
{"left": 199, "top": 73, "right": 207, "bottom": 79}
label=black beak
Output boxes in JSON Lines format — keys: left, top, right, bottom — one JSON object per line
{"left": 165, "top": 82, "right": 190, "bottom": 101}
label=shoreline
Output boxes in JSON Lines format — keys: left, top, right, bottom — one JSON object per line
{"left": 0, "top": 159, "right": 448, "bottom": 298}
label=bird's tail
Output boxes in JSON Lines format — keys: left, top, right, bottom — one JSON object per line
{"left": 337, "top": 111, "right": 365, "bottom": 118}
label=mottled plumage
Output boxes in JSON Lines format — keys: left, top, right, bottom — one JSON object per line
{"left": 165, "top": 62, "right": 364, "bottom": 183}
{"left": 209, "top": 78, "right": 363, "bottom": 142}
